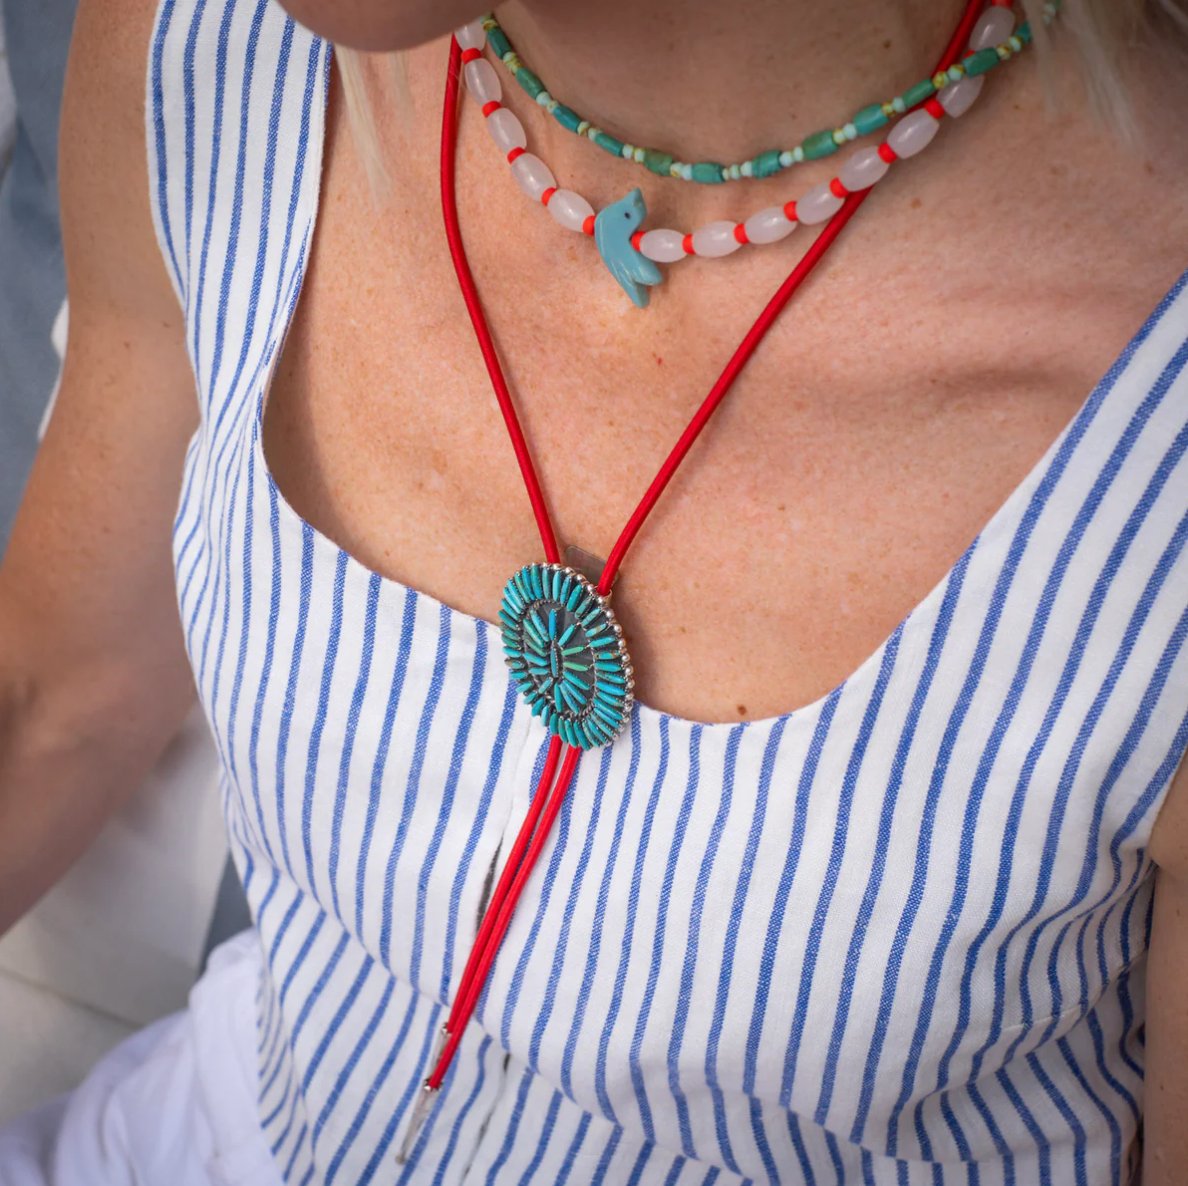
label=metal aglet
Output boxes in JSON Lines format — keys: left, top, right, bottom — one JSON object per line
{"left": 395, "top": 1081, "right": 438, "bottom": 1165}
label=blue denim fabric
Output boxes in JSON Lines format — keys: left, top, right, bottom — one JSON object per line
{"left": 0, "top": 0, "right": 78, "bottom": 549}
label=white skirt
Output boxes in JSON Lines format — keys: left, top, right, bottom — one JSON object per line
{"left": 0, "top": 931, "right": 280, "bottom": 1186}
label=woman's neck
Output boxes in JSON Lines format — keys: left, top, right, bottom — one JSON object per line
{"left": 469, "top": 0, "right": 969, "bottom": 227}
{"left": 500, "top": 0, "right": 967, "bottom": 162}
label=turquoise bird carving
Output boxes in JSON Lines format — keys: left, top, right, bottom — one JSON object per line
{"left": 594, "top": 188, "right": 663, "bottom": 308}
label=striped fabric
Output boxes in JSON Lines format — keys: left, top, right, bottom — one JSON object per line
{"left": 146, "top": 2, "right": 1188, "bottom": 1182}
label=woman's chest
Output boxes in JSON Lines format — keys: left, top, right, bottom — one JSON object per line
{"left": 172, "top": 126, "right": 1188, "bottom": 1165}
{"left": 256, "top": 221, "right": 1104, "bottom": 731}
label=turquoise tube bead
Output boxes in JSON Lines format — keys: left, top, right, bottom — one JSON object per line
{"left": 643, "top": 149, "right": 674, "bottom": 176}
{"left": 690, "top": 162, "right": 724, "bottom": 184}
{"left": 592, "top": 130, "right": 625, "bottom": 156}
{"left": 853, "top": 103, "right": 889, "bottom": 136}
{"left": 901, "top": 79, "right": 936, "bottom": 107}
{"left": 801, "top": 129, "right": 840, "bottom": 160}
{"left": 751, "top": 149, "right": 782, "bottom": 179}
{"left": 963, "top": 47, "right": 1001, "bottom": 76}
{"left": 552, "top": 103, "right": 582, "bottom": 132}
{"left": 486, "top": 26, "right": 511, "bottom": 60}
{"left": 516, "top": 66, "right": 545, "bottom": 99}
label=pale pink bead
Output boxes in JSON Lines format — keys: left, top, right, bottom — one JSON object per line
{"left": 838, "top": 145, "right": 889, "bottom": 192}
{"left": 970, "top": 6, "right": 1015, "bottom": 50}
{"left": 454, "top": 20, "right": 486, "bottom": 51}
{"left": 939, "top": 75, "right": 985, "bottom": 118}
{"left": 547, "top": 189, "right": 594, "bottom": 232}
{"left": 510, "top": 152, "right": 555, "bottom": 201}
{"left": 691, "top": 221, "right": 743, "bottom": 257}
{"left": 886, "top": 109, "right": 940, "bottom": 159}
{"left": 796, "top": 182, "right": 843, "bottom": 225}
{"left": 464, "top": 58, "right": 501, "bottom": 106}
{"left": 486, "top": 106, "right": 526, "bottom": 155}
{"left": 639, "top": 228, "right": 686, "bottom": 263}
{"left": 743, "top": 206, "right": 796, "bottom": 245}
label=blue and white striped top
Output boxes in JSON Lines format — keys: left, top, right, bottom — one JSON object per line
{"left": 146, "top": 2, "right": 1188, "bottom": 1182}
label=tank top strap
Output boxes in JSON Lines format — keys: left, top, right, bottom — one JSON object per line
{"left": 146, "top": 0, "right": 331, "bottom": 430}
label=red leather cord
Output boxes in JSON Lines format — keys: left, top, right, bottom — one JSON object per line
{"left": 439, "top": 731, "right": 563, "bottom": 1042}
{"left": 439, "top": 55, "right": 561, "bottom": 565}
{"left": 430, "top": 745, "right": 582, "bottom": 1088}
{"left": 423, "top": 0, "right": 988, "bottom": 1101}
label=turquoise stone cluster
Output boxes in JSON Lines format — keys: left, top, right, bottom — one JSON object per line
{"left": 500, "top": 563, "right": 634, "bottom": 750}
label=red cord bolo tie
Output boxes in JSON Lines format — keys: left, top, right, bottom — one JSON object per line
{"left": 398, "top": 0, "right": 992, "bottom": 1160}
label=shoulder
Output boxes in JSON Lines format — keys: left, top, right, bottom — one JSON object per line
{"left": 60, "top": 0, "right": 181, "bottom": 320}
{"left": 65, "top": 0, "right": 162, "bottom": 127}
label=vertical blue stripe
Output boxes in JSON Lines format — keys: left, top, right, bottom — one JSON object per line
{"left": 742, "top": 701, "right": 835, "bottom": 1181}
{"left": 782, "top": 625, "right": 903, "bottom": 1107}
{"left": 481, "top": 1066, "right": 536, "bottom": 1185}
{"left": 627, "top": 724, "right": 705, "bottom": 1142}
{"left": 420, "top": 1035, "right": 494, "bottom": 1186}
{"left": 593, "top": 714, "right": 671, "bottom": 1122}
{"left": 410, "top": 619, "right": 489, "bottom": 988}
{"left": 327, "top": 572, "right": 382, "bottom": 923}
{"left": 559, "top": 707, "right": 643, "bottom": 1098}
{"left": 179, "top": 0, "right": 208, "bottom": 267}
{"left": 355, "top": 588, "right": 418, "bottom": 939}
{"left": 440, "top": 678, "right": 520, "bottom": 999}
{"left": 350, "top": 1005, "right": 444, "bottom": 1183}
{"left": 188, "top": 0, "right": 238, "bottom": 376}
{"left": 273, "top": 523, "right": 316, "bottom": 881}
{"left": 523, "top": 742, "right": 617, "bottom": 1070}
{"left": 497, "top": 735, "right": 578, "bottom": 1048}
{"left": 299, "top": 551, "right": 346, "bottom": 893}
{"left": 149, "top": 0, "right": 183, "bottom": 291}
{"left": 379, "top": 603, "right": 453, "bottom": 966}
{"left": 246, "top": 475, "right": 285, "bottom": 863}
{"left": 221, "top": 422, "right": 261, "bottom": 794}
{"left": 668, "top": 722, "right": 745, "bottom": 1159}
{"left": 820, "top": 553, "right": 967, "bottom": 1129}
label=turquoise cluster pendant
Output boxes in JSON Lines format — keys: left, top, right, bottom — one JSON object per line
{"left": 500, "top": 563, "right": 634, "bottom": 749}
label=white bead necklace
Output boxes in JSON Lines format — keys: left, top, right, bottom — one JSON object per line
{"left": 453, "top": 6, "right": 1020, "bottom": 299}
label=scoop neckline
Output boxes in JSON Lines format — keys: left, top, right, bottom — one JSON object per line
{"left": 246, "top": 37, "right": 1186, "bottom": 735}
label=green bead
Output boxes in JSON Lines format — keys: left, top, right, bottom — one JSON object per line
{"left": 516, "top": 67, "right": 545, "bottom": 99}
{"left": 486, "top": 27, "right": 512, "bottom": 60}
{"left": 643, "top": 149, "right": 675, "bottom": 176}
{"left": 552, "top": 103, "right": 582, "bottom": 132}
{"left": 901, "top": 78, "right": 936, "bottom": 107}
{"left": 751, "top": 149, "right": 782, "bottom": 179}
{"left": 801, "top": 129, "right": 840, "bottom": 160}
{"left": 853, "top": 103, "right": 889, "bottom": 136}
{"left": 963, "top": 47, "right": 1000, "bottom": 76}
{"left": 592, "top": 130, "right": 625, "bottom": 157}
{"left": 690, "top": 161, "right": 724, "bottom": 184}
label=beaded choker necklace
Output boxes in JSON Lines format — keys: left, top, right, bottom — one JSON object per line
{"left": 478, "top": 6, "right": 1031, "bottom": 185}
{"left": 397, "top": 0, "right": 1043, "bottom": 1160}
{"left": 455, "top": 2, "right": 1054, "bottom": 305}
